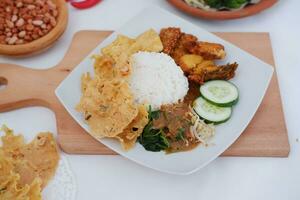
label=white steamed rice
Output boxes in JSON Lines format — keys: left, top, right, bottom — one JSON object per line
{"left": 129, "top": 52, "right": 189, "bottom": 110}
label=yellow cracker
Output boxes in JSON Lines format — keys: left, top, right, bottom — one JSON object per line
{"left": 116, "top": 105, "right": 148, "bottom": 150}
{"left": 101, "top": 35, "right": 135, "bottom": 62}
{"left": 77, "top": 78, "right": 138, "bottom": 137}
{"left": 130, "top": 29, "right": 163, "bottom": 53}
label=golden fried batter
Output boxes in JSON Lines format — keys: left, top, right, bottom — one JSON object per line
{"left": 189, "top": 41, "right": 226, "bottom": 60}
{"left": 170, "top": 33, "right": 197, "bottom": 65}
{"left": 160, "top": 27, "right": 238, "bottom": 84}
{"left": 189, "top": 62, "right": 238, "bottom": 84}
{"left": 159, "top": 27, "right": 182, "bottom": 54}
{"left": 179, "top": 54, "right": 238, "bottom": 84}
{"left": 160, "top": 27, "right": 225, "bottom": 61}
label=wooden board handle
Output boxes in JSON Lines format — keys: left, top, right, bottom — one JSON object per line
{"left": 0, "top": 64, "right": 50, "bottom": 112}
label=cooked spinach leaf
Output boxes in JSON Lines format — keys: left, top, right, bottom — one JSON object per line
{"left": 138, "top": 106, "right": 169, "bottom": 152}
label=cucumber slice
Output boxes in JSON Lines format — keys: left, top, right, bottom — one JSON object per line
{"left": 193, "top": 97, "right": 232, "bottom": 124}
{"left": 200, "top": 80, "right": 239, "bottom": 107}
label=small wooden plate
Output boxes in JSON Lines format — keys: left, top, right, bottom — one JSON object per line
{"left": 0, "top": 0, "right": 68, "bottom": 56}
{"left": 168, "top": 0, "right": 278, "bottom": 20}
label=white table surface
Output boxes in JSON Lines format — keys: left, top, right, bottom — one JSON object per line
{"left": 1, "top": 0, "right": 300, "bottom": 199}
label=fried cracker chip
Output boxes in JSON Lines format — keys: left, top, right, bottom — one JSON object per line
{"left": 26, "top": 178, "right": 42, "bottom": 200}
{"left": 0, "top": 154, "right": 14, "bottom": 189}
{"left": 101, "top": 35, "right": 135, "bottom": 63}
{"left": 19, "top": 133, "right": 59, "bottom": 188}
{"left": 0, "top": 156, "right": 42, "bottom": 200}
{"left": 93, "top": 55, "right": 116, "bottom": 79}
{"left": 1, "top": 126, "right": 24, "bottom": 151}
{"left": 100, "top": 29, "right": 163, "bottom": 75}
{"left": 116, "top": 105, "right": 148, "bottom": 150}
{"left": 131, "top": 29, "right": 163, "bottom": 53}
{"left": 77, "top": 78, "right": 138, "bottom": 138}
{"left": 0, "top": 126, "right": 59, "bottom": 189}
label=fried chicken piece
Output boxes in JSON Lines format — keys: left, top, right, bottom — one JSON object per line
{"left": 159, "top": 27, "right": 182, "bottom": 54}
{"left": 170, "top": 33, "right": 198, "bottom": 64}
{"left": 189, "top": 62, "right": 238, "bottom": 84}
{"left": 203, "top": 62, "right": 238, "bottom": 81}
{"left": 179, "top": 54, "right": 238, "bottom": 84}
{"left": 189, "top": 41, "right": 226, "bottom": 60}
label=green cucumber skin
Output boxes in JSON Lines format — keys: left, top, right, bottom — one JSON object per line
{"left": 192, "top": 97, "right": 232, "bottom": 124}
{"left": 204, "top": 114, "right": 231, "bottom": 125}
{"left": 195, "top": 109, "right": 232, "bottom": 125}
{"left": 200, "top": 80, "right": 239, "bottom": 107}
{"left": 201, "top": 94, "right": 239, "bottom": 107}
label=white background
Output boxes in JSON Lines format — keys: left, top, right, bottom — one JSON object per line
{"left": 0, "top": 0, "right": 299, "bottom": 199}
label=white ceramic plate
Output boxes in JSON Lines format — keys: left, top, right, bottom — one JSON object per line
{"left": 55, "top": 6, "right": 273, "bottom": 175}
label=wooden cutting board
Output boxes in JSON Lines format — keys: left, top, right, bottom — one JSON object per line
{"left": 0, "top": 31, "right": 290, "bottom": 157}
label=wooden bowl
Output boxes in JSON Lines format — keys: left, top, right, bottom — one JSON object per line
{"left": 0, "top": 0, "right": 68, "bottom": 56}
{"left": 168, "top": 0, "right": 278, "bottom": 20}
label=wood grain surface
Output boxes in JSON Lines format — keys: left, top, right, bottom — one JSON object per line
{"left": 0, "top": 31, "right": 290, "bottom": 157}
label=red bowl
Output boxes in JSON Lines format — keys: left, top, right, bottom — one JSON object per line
{"left": 168, "top": 0, "right": 278, "bottom": 20}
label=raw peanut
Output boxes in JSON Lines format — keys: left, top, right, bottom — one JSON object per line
{"left": 12, "top": 8, "right": 18, "bottom": 15}
{"left": 45, "top": 12, "right": 51, "bottom": 18}
{"left": 11, "top": 28, "right": 17, "bottom": 33}
{"left": 46, "top": 24, "right": 52, "bottom": 30}
{"left": 0, "top": 24, "right": 4, "bottom": 30}
{"left": 16, "top": 2, "right": 23, "bottom": 8}
{"left": 6, "top": 20, "right": 14, "bottom": 28}
{"left": 43, "top": 16, "right": 50, "bottom": 23}
{"left": 16, "top": 18, "right": 24, "bottom": 27}
{"left": 6, "top": 32, "right": 12, "bottom": 37}
{"left": 11, "top": 15, "right": 18, "bottom": 22}
{"left": 42, "top": 29, "right": 49, "bottom": 34}
{"left": 32, "top": 20, "right": 43, "bottom": 26}
{"left": 25, "top": 24, "right": 34, "bottom": 31}
{"left": 41, "top": 24, "right": 46, "bottom": 29}
{"left": 8, "top": 36, "right": 18, "bottom": 44}
{"left": 36, "top": 0, "right": 45, "bottom": 6}
{"left": 35, "top": 15, "right": 43, "bottom": 20}
{"left": 5, "top": 6, "right": 11, "bottom": 13}
{"left": 31, "top": 10, "right": 37, "bottom": 17}
{"left": 41, "top": 6, "right": 49, "bottom": 13}
{"left": 32, "top": 33, "right": 39, "bottom": 39}
{"left": 38, "top": 29, "right": 44, "bottom": 36}
{"left": 5, "top": 28, "right": 10, "bottom": 33}
{"left": 27, "top": 5, "right": 36, "bottom": 10}
{"left": 18, "top": 30, "right": 26, "bottom": 38}
{"left": 33, "top": 27, "right": 39, "bottom": 33}
{"left": 24, "top": 35, "right": 31, "bottom": 41}
{"left": 16, "top": 39, "right": 24, "bottom": 44}
{"left": 5, "top": 14, "right": 11, "bottom": 20}
{"left": 22, "top": 14, "right": 31, "bottom": 20}
{"left": 27, "top": 19, "right": 32, "bottom": 24}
